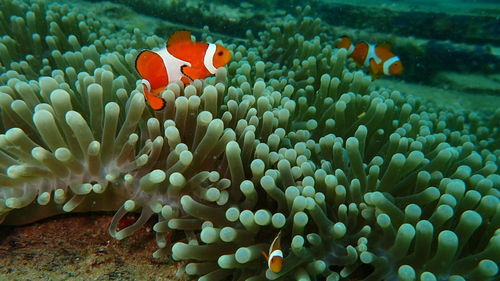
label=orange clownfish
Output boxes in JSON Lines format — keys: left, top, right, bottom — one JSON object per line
{"left": 336, "top": 36, "right": 403, "bottom": 79}
{"left": 135, "top": 30, "right": 231, "bottom": 110}
{"left": 262, "top": 231, "right": 284, "bottom": 273}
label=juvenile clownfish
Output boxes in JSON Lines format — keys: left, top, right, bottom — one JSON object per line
{"left": 135, "top": 30, "right": 231, "bottom": 110}
{"left": 336, "top": 36, "right": 403, "bottom": 79}
{"left": 262, "top": 231, "right": 284, "bottom": 273}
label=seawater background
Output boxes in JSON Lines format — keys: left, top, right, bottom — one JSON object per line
{"left": 0, "top": 0, "right": 498, "bottom": 280}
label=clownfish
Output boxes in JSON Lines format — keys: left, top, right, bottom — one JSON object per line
{"left": 135, "top": 30, "right": 231, "bottom": 110}
{"left": 262, "top": 231, "right": 284, "bottom": 273}
{"left": 336, "top": 36, "right": 403, "bottom": 79}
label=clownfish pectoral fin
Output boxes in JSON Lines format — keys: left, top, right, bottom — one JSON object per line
{"left": 180, "top": 76, "right": 190, "bottom": 85}
{"left": 141, "top": 81, "right": 166, "bottom": 111}
{"left": 167, "top": 30, "right": 193, "bottom": 47}
{"left": 262, "top": 251, "right": 269, "bottom": 260}
{"left": 181, "top": 65, "right": 208, "bottom": 82}
{"left": 369, "top": 58, "right": 381, "bottom": 79}
{"left": 180, "top": 65, "right": 194, "bottom": 82}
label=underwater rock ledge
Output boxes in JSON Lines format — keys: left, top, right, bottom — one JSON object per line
{"left": 1, "top": 0, "right": 499, "bottom": 281}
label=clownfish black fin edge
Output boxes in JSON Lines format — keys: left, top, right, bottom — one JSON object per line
{"left": 180, "top": 65, "right": 194, "bottom": 82}
{"left": 155, "top": 98, "right": 166, "bottom": 111}
{"left": 144, "top": 95, "right": 167, "bottom": 111}
{"left": 134, "top": 49, "right": 147, "bottom": 71}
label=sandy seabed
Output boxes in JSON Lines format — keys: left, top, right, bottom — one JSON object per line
{"left": 0, "top": 214, "right": 186, "bottom": 281}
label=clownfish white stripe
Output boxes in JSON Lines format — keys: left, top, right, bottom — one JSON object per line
{"left": 156, "top": 47, "right": 191, "bottom": 82}
{"left": 383, "top": 56, "right": 400, "bottom": 75}
{"left": 267, "top": 250, "right": 283, "bottom": 268}
{"left": 346, "top": 44, "right": 355, "bottom": 55}
{"left": 335, "top": 35, "right": 403, "bottom": 79}
{"left": 141, "top": 79, "right": 151, "bottom": 92}
{"left": 364, "top": 44, "right": 381, "bottom": 67}
{"left": 204, "top": 43, "right": 218, "bottom": 74}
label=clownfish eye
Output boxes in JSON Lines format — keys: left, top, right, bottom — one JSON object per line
{"left": 217, "top": 51, "right": 223, "bottom": 56}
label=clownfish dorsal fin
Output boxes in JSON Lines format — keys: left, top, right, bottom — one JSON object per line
{"left": 167, "top": 30, "right": 193, "bottom": 47}
{"left": 377, "top": 41, "right": 392, "bottom": 50}
{"left": 356, "top": 41, "right": 369, "bottom": 48}
{"left": 340, "top": 35, "right": 350, "bottom": 41}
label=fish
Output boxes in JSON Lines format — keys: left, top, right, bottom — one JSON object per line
{"left": 262, "top": 231, "right": 284, "bottom": 273}
{"left": 336, "top": 36, "right": 403, "bottom": 79}
{"left": 135, "top": 30, "right": 232, "bottom": 110}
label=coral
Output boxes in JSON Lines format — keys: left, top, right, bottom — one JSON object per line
{"left": 1, "top": 1, "right": 499, "bottom": 281}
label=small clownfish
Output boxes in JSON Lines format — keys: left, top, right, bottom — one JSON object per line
{"left": 135, "top": 30, "right": 231, "bottom": 110}
{"left": 262, "top": 231, "right": 284, "bottom": 273}
{"left": 336, "top": 36, "right": 403, "bottom": 79}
